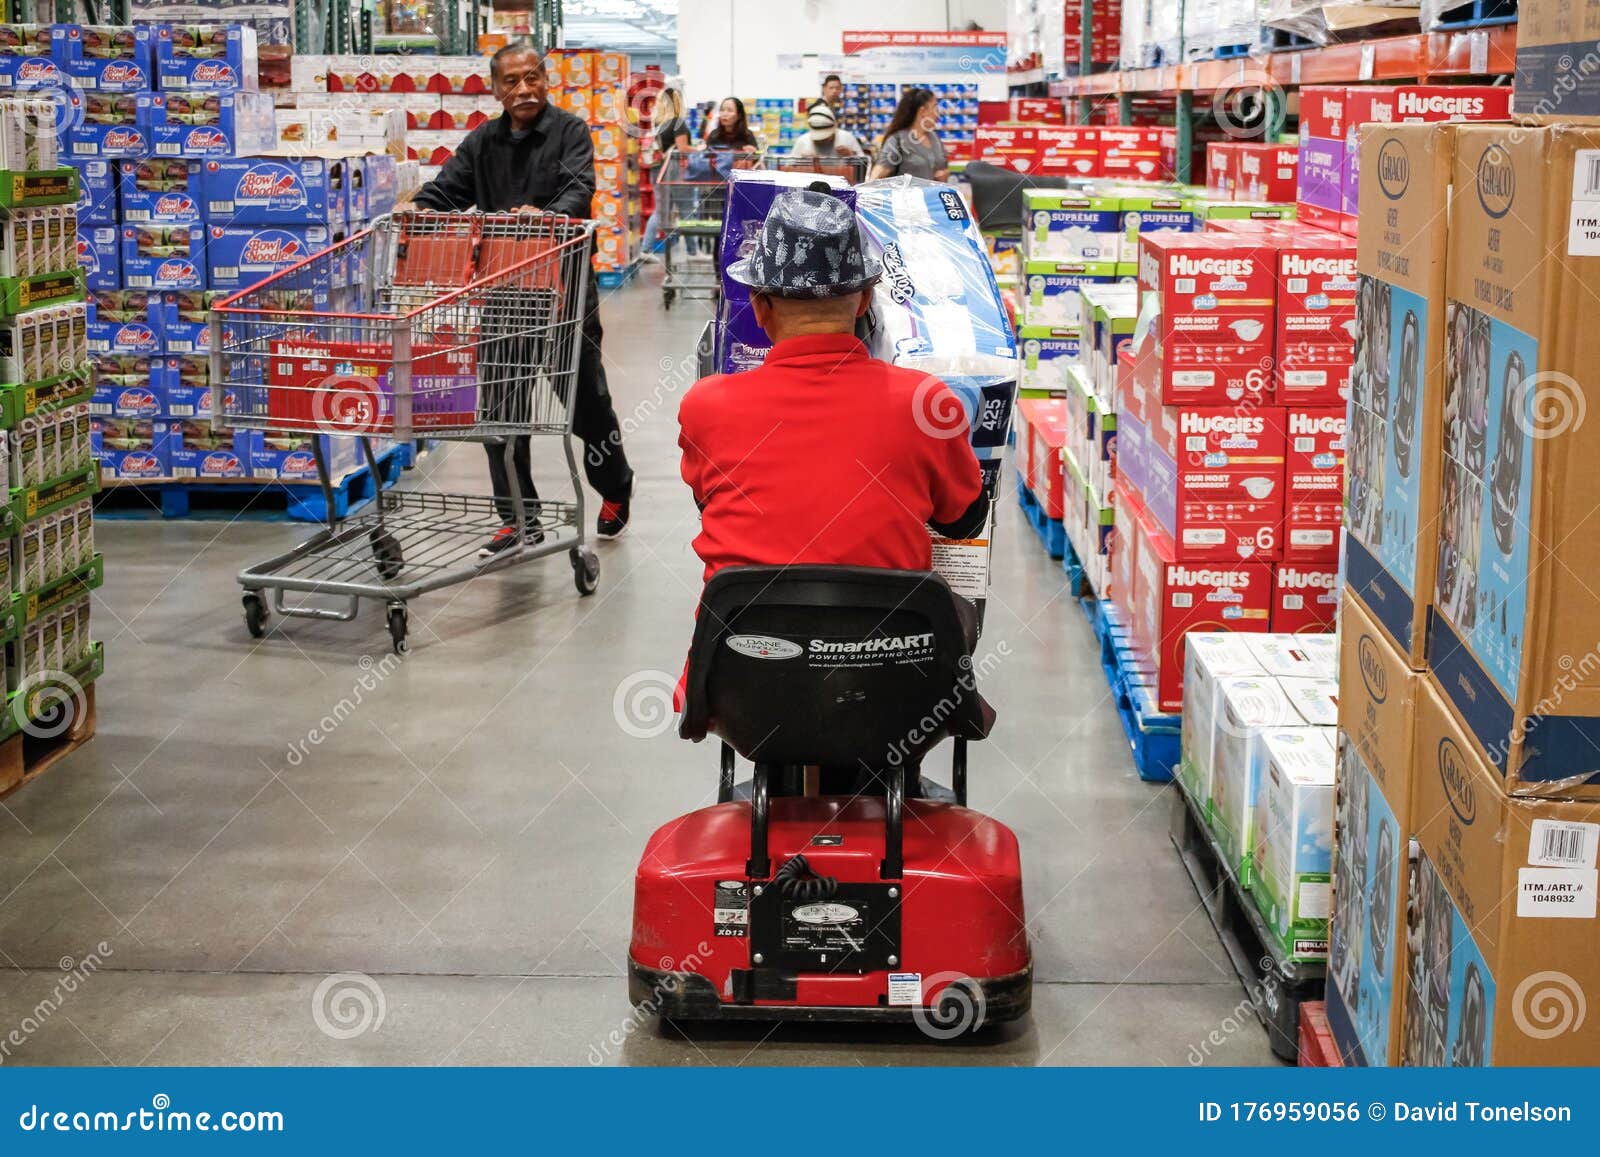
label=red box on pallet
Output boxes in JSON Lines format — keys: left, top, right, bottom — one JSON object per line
{"left": 1127, "top": 345, "right": 1287, "bottom": 562}
{"left": 1272, "top": 561, "right": 1340, "bottom": 633}
{"left": 975, "top": 125, "right": 1039, "bottom": 172}
{"left": 1233, "top": 142, "right": 1299, "bottom": 203}
{"left": 1136, "top": 231, "right": 1278, "bottom": 406}
{"left": 1120, "top": 483, "right": 1273, "bottom": 714}
{"left": 1032, "top": 406, "right": 1068, "bottom": 519}
{"left": 1099, "top": 125, "right": 1162, "bottom": 180}
{"left": 1283, "top": 405, "right": 1344, "bottom": 561}
{"left": 1275, "top": 229, "right": 1356, "bottom": 404}
{"left": 1207, "top": 142, "right": 1236, "bottom": 197}
{"left": 1035, "top": 125, "right": 1100, "bottom": 177}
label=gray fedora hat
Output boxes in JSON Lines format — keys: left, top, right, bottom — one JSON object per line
{"left": 726, "top": 187, "right": 882, "bottom": 299}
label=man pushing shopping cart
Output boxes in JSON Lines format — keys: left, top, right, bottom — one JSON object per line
{"left": 410, "top": 39, "right": 636, "bottom": 554}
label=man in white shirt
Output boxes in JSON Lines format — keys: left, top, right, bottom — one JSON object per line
{"left": 788, "top": 101, "right": 863, "bottom": 158}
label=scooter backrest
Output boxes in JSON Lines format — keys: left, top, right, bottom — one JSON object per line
{"left": 680, "top": 565, "right": 989, "bottom": 765}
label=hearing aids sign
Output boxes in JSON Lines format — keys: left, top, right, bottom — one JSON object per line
{"left": 840, "top": 30, "right": 1007, "bottom": 75}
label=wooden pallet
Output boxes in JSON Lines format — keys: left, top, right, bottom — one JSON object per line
{"left": 0, "top": 681, "right": 96, "bottom": 799}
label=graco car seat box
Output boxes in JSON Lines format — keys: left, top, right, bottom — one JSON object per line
{"left": 1427, "top": 124, "right": 1600, "bottom": 798}
{"left": 1406, "top": 676, "right": 1600, "bottom": 1065}
{"left": 1346, "top": 123, "right": 1452, "bottom": 670}
{"left": 1329, "top": 596, "right": 1422, "bottom": 1067}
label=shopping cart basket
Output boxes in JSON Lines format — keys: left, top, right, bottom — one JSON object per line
{"left": 655, "top": 147, "right": 760, "bottom": 309}
{"left": 763, "top": 152, "right": 870, "bottom": 185}
{"left": 210, "top": 210, "right": 599, "bottom": 654}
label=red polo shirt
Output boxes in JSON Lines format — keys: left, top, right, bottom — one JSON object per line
{"left": 678, "top": 333, "right": 983, "bottom": 584}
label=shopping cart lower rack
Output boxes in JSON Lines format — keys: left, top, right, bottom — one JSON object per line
{"left": 210, "top": 210, "right": 601, "bottom": 654}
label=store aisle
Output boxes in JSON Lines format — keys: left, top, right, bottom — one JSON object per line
{"left": 0, "top": 271, "right": 1275, "bottom": 1066}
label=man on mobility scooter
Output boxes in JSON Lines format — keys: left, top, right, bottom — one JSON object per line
{"left": 628, "top": 189, "right": 1032, "bottom": 1030}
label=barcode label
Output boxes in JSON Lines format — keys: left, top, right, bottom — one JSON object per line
{"left": 155, "top": 143, "right": 180, "bottom": 157}
{"left": 214, "top": 266, "right": 238, "bottom": 280}
{"left": 1530, "top": 819, "right": 1599, "bottom": 868}
{"left": 126, "top": 275, "right": 151, "bottom": 288}
{"left": 1569, "top": 152, "right": 1600, "bottom": 256}
{"left": 172, "top": 466, "right": 195, "bottom": 478}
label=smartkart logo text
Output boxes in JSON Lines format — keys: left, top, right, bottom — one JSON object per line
{"left": 809, "top": 633, "right": 935, "bottom": 655}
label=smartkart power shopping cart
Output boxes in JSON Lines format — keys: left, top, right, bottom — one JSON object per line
{"left": 656, "top": 147, "right": 761, "bottom": 309}
{"left": 763, "top": 152, "right": 870, "bottom": 185}
{"left": 210, "top": 210, "right": 598, "bottom": 654}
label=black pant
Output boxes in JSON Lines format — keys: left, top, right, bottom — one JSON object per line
{"left": 483, "top": 278, "right": 633, "bottom": 525}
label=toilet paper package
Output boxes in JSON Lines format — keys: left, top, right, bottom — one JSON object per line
{"left": 855, "top": 177, "right": 1018, "bottom": 452}
{"left": 714, "top": 168, "right": 854, "bottom": 375}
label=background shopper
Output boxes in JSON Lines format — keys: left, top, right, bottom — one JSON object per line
{"left": 870, "top": 87, "right": 947, "bottom": 181}
{"left": 788, "top": 101, "right": 863, "bottom": 159}
{"left": 703, "top": 96, "right": 760, "bottom": 151}
{"left": 820, "top": 72, "right": 843, "bottom": 111}
{"left": 642, "top": 87, "right": 691, "bottom": 255}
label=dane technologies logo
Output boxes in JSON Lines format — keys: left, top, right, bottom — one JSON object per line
{"left": 724, "top": 635, "right": 802, "bottom": 660}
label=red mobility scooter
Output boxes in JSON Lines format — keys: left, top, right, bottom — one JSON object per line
{"left": 629, "top": 565, "right": 1032, "bottom": 1030}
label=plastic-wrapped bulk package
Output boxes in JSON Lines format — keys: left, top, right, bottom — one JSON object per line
{"left": 1148, "top": 0, "right": 1184, "bottom": 63}
{"left": 715, "top": 168, "right": 854, "bottom": 374}
{"left": 854, "top": 177, "right": 1018, "bottom": 515}
{"left": 1184, "top": 0, "right": 1219, "bottom": 59}
{"left": 1120, "top": 0, "right": 1152, "bottom": 67}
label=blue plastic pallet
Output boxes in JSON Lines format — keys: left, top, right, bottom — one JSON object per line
{"left": 97, "top": 443, "right": 406, "bottom": 523}
{"left": 1086, "top": 596, "right": 1181, "bottom": 783}
{"left": 1016, "top": 476, "right": 1066, "bottom": 560}
{"left": 1061, "top": 533, "right": 1090, "bottom": 598}
{"left": 596, "top": 260, "right": 641, "bottom": 290}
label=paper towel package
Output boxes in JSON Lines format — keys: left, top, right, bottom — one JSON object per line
{"left": 715, "top": 169, "right": 854, "bottom": 375}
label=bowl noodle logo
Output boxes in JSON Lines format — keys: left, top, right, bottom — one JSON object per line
{"left": 189, "top": 61, "right": 236, "bottom": 86}
{"left": 311, "top": 373, "right": 387, "bottom": 435}
{"left": 1438, "top": 736, "right": 1476, "bottom": 824}
{"left": 237, "top": 165, "right": 307, "bottom": 209}
{"left": 240, "top": 233, "right": 303, "bottom": 267}
{"left": 183, "top": 127, "right": 227, "bottom": 151}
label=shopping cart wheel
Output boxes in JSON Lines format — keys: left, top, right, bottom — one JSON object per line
{"left": 662, "top": 287, "right": 675, "bottom": 309}
{"left": 571, "top": 547, "right": 600, "bottom": 596}
{"left": 242, "top": 591, "right": 268, "bottom": 638}
{"left": 386, "top": 602, "right": 410, "bottom": 655}
{"left": 370, "top": 527, "right": 404, "bottom": 581}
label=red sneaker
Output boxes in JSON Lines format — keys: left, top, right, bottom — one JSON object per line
{"left": 597, "top": 496, "right": 630, "bottom": 539}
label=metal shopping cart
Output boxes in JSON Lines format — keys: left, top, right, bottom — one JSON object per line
{"left": 763, "top": 152, "right": 870, "bottom": 185}
{"left": 210, "top": 210, "right": 598, "bottom": 654}
{"left": 655, "top": 147, "right": 761, "bottom": 309}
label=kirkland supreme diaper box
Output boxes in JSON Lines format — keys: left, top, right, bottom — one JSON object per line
{"left": 1018, "top": 326, "right": 1080, "bottom": 393}
{"left": 1022, "top": 189, "right": 1121, "bottom": 263}
{"left": 1250, "top": 725, "right": 1336, "bottom": 963}
{"left": 1120, "top": 484, "right": 1272, "bottom": 715}
{"left": 1115, "top": 191, "right": 1198, "bottom": 264}
{"left": 1427, "top": 124, "right": 1600, "bottom": 799}
{"left": 116, "top": 159, "right": 202, "bottom": 224}
{"left": 1125, "top": 343, "right": 1286, "bottom": 562}
{"left": 716, "top": 168, "right": 853, "bottom": 374}
{"left": 1135, "top": 230, "right": 1277, "bottom": 406}
{"left": 1179, "top": 632, "right": 1266, "bottom": 818}
{"left": 1345, "top": 122, "right": 1452, "bottom": 668}
{"left": 1328, "top": 595, "right": 1423, "bottom": 1067}
{"left": 1405, "top": 676, "right": 1600, "bottom": 1066}
{"left": 1082, "top": 283, "right": 1138, "bottom": 400}
{"left": 1022, "top": 259, "right": 1123, "bottom": 329}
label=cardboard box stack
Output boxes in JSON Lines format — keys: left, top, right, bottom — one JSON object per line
{"left": 1295, "top": 84, "right": 1512, "bottom": 235}
{"left": 54, "top": 24, "right": 406, "bottom": 484}
{"left": 0, "top": 97, "right": 105, "bottom": 724}
{"left": 1329, "top": 110, "right": 1600, "bottom": 1067}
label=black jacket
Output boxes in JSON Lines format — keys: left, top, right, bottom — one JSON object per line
{"left": 413, "top": 103, "right": 595, "bottom": 216}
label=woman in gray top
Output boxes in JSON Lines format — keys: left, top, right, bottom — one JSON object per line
{"left": 869, "top": 87, "right": 948, "bottom": 181}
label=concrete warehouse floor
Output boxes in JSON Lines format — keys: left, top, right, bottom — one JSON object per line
{"left": 0, "top": 271, "right": 1276, "bottom": 1066}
